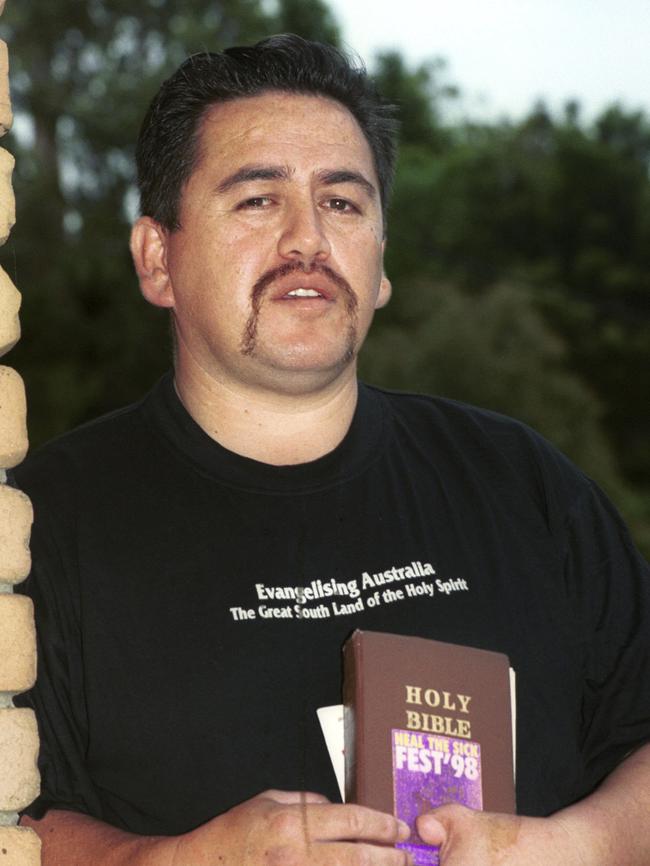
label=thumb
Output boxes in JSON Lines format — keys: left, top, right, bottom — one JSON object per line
{"left": 416, "top": 812, "right": 447, "bottom": 846}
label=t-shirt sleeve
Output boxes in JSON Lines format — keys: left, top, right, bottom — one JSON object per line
{"left": 566, "top": 480, "right": 650, "bottom": 791}
{"left": 12, "top": 473, "right": 105, "bottom": 821}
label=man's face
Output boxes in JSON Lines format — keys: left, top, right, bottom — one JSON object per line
{"left": 135, "top": 91, "right": 390, "bottom": 395}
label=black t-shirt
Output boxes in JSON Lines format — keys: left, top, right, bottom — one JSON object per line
{"left": 13, "top": 374, "right": 650, "bottom": 834}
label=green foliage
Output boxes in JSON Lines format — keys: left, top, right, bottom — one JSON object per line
{"left": 372, "top": 51, "right": 456, "bottom": 151}
{"left": 274, "top": 0, "right": 341, "bottom": 44}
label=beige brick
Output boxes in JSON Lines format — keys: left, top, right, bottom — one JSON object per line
{"left": 0, "top": 827, "right": 41, "bottom": 866}
{"left": 0, "top": 42, "right": 12, "bottom": 137}
{"left": 0, "top": 366, "right": 27, "bottom": 468}
{"left": 0, "top": 595, "right": 35, "bottom": 693}
{"left": 0, "top": 485, "right": 32, "bottom": 583}
{"left": 0, "top": 147, "right": 14, "bottom": 245}
{"left": 0, "top": 708, "right": 40, "bottom": 811}
{"left": 0, "top": 265, "right": 20, "bottom": 357}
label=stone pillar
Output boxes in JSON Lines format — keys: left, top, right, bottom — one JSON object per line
{"left": 0, "top": 4, "right": 42, "bottom": 863}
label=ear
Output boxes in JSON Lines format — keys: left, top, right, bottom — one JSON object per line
{"left": 375, "top": 240, "right": 392, "bottom": 309}
{"left": 375, "top": 270, "right": 392, "bottom": 309}
{"left": 130, "top": 217, "right": 175, "bottom": 309}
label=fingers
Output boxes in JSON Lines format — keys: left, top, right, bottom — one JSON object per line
{"left": 298, "top": 803, "right": 410, "bottom": 845}
{"left": 254, "top": 792, "right": 409, "bottom": 846}
{"left": 307, "top": 841, "right": 413, "bottom": 865}
{"left": 200, "top": 794, "right": 415, "bottom": 866}
{"left": 259, "top": 789, "right": 331, "bottom": 806}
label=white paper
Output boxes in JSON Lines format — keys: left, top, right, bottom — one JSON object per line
{"left": 317, "top": 704, "right": 346, "bottom": 801}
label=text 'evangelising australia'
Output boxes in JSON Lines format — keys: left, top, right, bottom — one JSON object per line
{"left": 229, "top": 562, "right": 470, "bottom": 621}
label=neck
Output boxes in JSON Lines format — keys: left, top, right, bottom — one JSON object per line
{"left": 174, "top": 360, "right": 359, "bottom": 466}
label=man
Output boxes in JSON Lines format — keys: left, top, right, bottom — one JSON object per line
{"left": 13, "top": 34, "right": 650, "bottom": 865}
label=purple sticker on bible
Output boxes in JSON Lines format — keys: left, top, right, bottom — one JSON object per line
{"left": 392, "top": 728, "right": 483, "bottom": 866}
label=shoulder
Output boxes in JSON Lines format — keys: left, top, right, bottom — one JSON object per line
{"left": 10, "top": 377, "right": 166, "bottom": 503}
{"left": 367, "top": 381, "right": 577, "bottom": 466}
{"left": 365, "top": 383, "right": 595, "bottom": 533}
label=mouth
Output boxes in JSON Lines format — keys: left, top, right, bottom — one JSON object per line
{"left": 281, "top": 287, "right": 329, "bottom": 300}
{"left": 272, "top": 276, "right": 336, "bottom": 302}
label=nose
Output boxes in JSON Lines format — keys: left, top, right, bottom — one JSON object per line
{"left": 277, "top": 200, "right": 331, "bottom": 265}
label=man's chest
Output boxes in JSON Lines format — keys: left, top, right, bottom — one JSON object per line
{"left": 77, "top": 464, "right": 584, "bottom": 820}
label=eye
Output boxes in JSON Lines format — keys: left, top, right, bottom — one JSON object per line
{"left": 325, "top": 197, "right": 360, "bottom": 214}
{"left": 237, "top": 196, "right": 273, "bottom": 210}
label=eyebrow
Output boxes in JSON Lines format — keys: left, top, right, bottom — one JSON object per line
{"left": 216, "top": 164, "right": 292, "bottom": 194}
{"left": 215, "top": 164, "right": 377, "bottom": 200}
{"left": 316, "top": 169, "right": 377, "bottom": 200}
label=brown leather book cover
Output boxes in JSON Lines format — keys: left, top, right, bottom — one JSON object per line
{"left": 343, "top": 629, "right": 515, "bottom": 865}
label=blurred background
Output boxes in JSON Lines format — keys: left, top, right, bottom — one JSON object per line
{"left": 1, "top": 0, "right": 649, "bottom": 555}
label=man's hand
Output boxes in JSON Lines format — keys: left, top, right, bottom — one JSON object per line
{"left": 417, "top": 804, "right": 593, "bottom": 866}
{"left": 411, "top": 745, "right": 650, "bottom": 866}
{"left": 171, "top": 789, "right": 412, "bottom": 866}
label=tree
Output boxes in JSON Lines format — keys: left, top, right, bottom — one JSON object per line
{"left": 275, "top": 0, "right": 340, "bottom": 44}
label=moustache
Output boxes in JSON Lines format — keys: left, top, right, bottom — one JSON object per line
{"left": 250, "top": 261, "right": 358, "bottom": 313}
{"left": 241, "top": 262, "right": 358, "bottom": 355}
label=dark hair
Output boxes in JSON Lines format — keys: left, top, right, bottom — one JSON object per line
{"left": 135, "top": 34, "right": 399, "bottom": 230}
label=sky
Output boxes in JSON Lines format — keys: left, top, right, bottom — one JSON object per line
{"left": 326, "top": 0, "right": 650, "bottom": 122}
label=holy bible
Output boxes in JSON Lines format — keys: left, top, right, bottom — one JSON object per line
{"left": 343, "top": 629, "right": 515, "bottom": 866}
